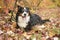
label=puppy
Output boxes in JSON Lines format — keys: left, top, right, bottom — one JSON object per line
{"left": 16, "top": 6, "right": 50, "bottom": 32}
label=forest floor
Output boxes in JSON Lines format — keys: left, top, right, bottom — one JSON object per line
{"left": 0, "top": 7, "right": 60, "bottom": 40}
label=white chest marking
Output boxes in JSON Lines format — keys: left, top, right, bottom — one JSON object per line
{"left": 18, "top": 16, "right": 30, "bottom": 28}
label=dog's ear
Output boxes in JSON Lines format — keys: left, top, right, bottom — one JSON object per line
{"left": 17, "top": 5, "right": 20, "bottom": 8}
{"left": 17, "top": 5, "right": 23, "bottom": 9}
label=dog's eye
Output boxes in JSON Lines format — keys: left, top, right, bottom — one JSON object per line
{"left": 18, "top": 10, "right": 23, "bottom": 13}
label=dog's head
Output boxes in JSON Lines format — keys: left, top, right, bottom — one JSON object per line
{"left": 17, "top": 6, "right": 30, "bottom": 18}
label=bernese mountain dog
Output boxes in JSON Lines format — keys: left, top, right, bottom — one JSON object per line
{"left": 16, "top": 6, "right": 50, "bottom": 32}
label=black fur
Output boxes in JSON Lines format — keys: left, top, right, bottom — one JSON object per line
{"left": 24, "top": 14, "right": 50, "bottom": 32}
{"left": 16, "top": 6, "right": 50, "bottom": 32}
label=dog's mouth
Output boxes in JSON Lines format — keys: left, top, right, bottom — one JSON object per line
{"left": 22, "top": 16, "right": 26, "bottom": 18}
{"left": 19, "top": 14, "right": 26, "bottom": 18}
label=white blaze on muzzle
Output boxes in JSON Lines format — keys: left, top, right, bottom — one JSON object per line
{"left": 22, "top": 12, "right": 28, "bottom": 17}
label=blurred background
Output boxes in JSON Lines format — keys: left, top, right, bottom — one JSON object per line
{"left": 0, "top": 0, "right": 60, "bottom": 40}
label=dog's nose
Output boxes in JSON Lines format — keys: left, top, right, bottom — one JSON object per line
{"left": 24, "top": 14, "right": 26, "bottom": 16}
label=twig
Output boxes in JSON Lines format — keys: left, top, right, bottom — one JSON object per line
{"left": 10, "top": 0, "right": 18, "bottom": 22}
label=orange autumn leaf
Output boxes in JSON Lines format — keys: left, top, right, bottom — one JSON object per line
{"left": 48, "top": 30, "right": 55, "bottom": 37}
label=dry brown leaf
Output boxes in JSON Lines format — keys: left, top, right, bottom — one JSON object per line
{"left": 22, "top": 32, "right": 31, "bottom": 39}
{"left": 11, "top": 22, "right": 16, "bottom": 28}
{"left": 48, "top": 30, "right": 55, "bottom": 37}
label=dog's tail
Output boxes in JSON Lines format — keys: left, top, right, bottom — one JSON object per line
{"left": 40, "top": 19, "right": 50, "bottom": 24}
